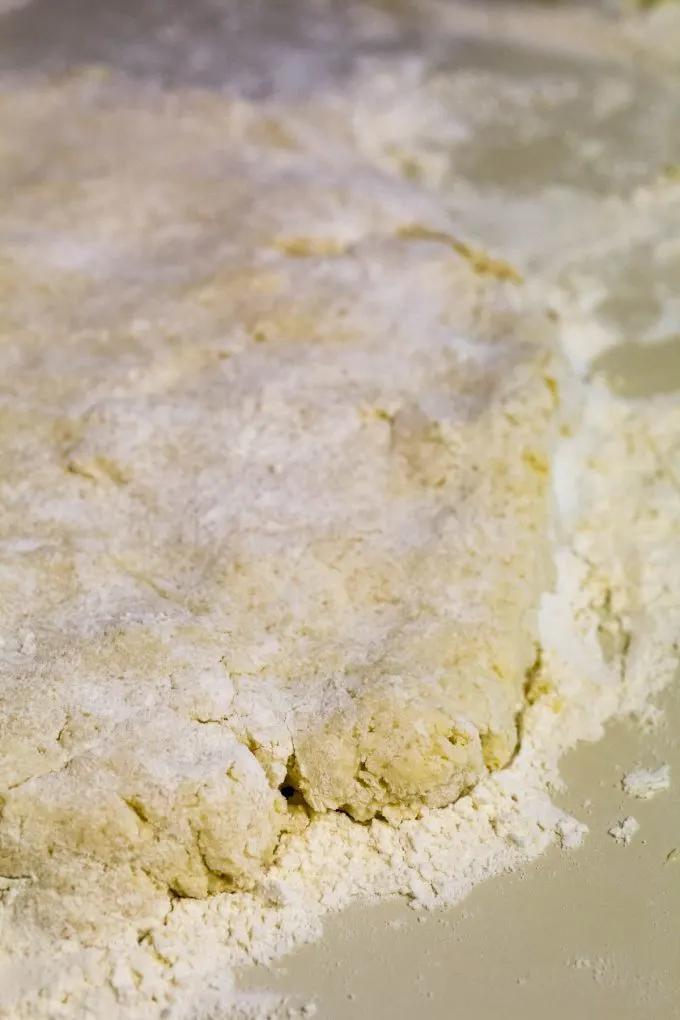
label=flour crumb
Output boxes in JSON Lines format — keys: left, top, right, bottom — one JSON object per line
{"left": 608, "top": 817, "right": 640, "bottom": 846}
{"left": 387, "top": 918, "right": 407, "bottom": 930}
{"left": 664, "top": 848, "right": 679, "bottom": 865}
{"left": 634, "top": 704, "right": 665, "bottom": 733}
{"left": 622, "top": 765, "right": 671, "bottom": 799}
{"left": 570, "top": 957, "right": 609, "bottom": 982}
{"left": 555, "top": 815, "right": 589, "bottom": 849}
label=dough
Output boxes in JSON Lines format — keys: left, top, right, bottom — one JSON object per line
{"left": 0, "top": 73, "right": 564, "bottom": 933}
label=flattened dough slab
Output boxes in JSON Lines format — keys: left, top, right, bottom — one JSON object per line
{"left": 0, "top": 76, "right": 562, "bottom": 932}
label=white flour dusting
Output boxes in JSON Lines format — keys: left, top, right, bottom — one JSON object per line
{"left": 608, "top": 817, "right": 641, "bottom": 846}
{"left": 622, "top": 764, "right": 671, "bottom": 799}
{"left": 555, "top": 816, "right": 590, "bottom": 851}
{"left": 634, "top": 704, "right": 666, "bottom": 733}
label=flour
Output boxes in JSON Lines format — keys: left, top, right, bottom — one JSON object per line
{"left": 634, "top": 704, "right": 666, "bottom": 733}
{"left": 608, "top": 817, "right": 641, "bottom": 846}
{"left": 622, "top": 764, "right": 671, "bottom": 799}
{"left": 555, "top": 816, "right": 590, "bottom": 851}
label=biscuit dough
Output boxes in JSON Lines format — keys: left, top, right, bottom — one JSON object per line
{"left": 0, "top": 74, "right": 563, "bottom": 933}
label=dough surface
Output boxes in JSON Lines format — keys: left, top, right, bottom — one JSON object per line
{"left": 0, "top": 73, "right": 562, "bottom": 929}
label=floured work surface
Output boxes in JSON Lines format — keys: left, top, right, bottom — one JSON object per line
{"left": 0, "top": 2, "right": 679, "bottom": 1018}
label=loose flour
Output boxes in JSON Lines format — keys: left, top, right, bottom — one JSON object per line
{"left": 608, "top": 817, "right": 641, "bottom": 846}
{"left": 622, "top": 764, "right": 671, "bottom": 799}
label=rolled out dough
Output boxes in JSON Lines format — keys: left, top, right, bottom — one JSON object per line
{"left": 0, "top": 74, "right": 564, "bottom": 933}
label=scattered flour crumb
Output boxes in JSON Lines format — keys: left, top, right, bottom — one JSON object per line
{"left": 608, "top": 817, "right": 640, "bottom": 846}
{"left": 555, "top": 815, "right": 589, "bottom": 849}
{"left": 570, "top": 957, "right": 609, "bottom": 982}
{"left": 622, "top": 765, "right": 671, "bottom": 799}
{"left": 634, "top": 704, "right": 666, "bottom": 733}
{"left": 387, "top": 918, "right": 407, "bottom": 930}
